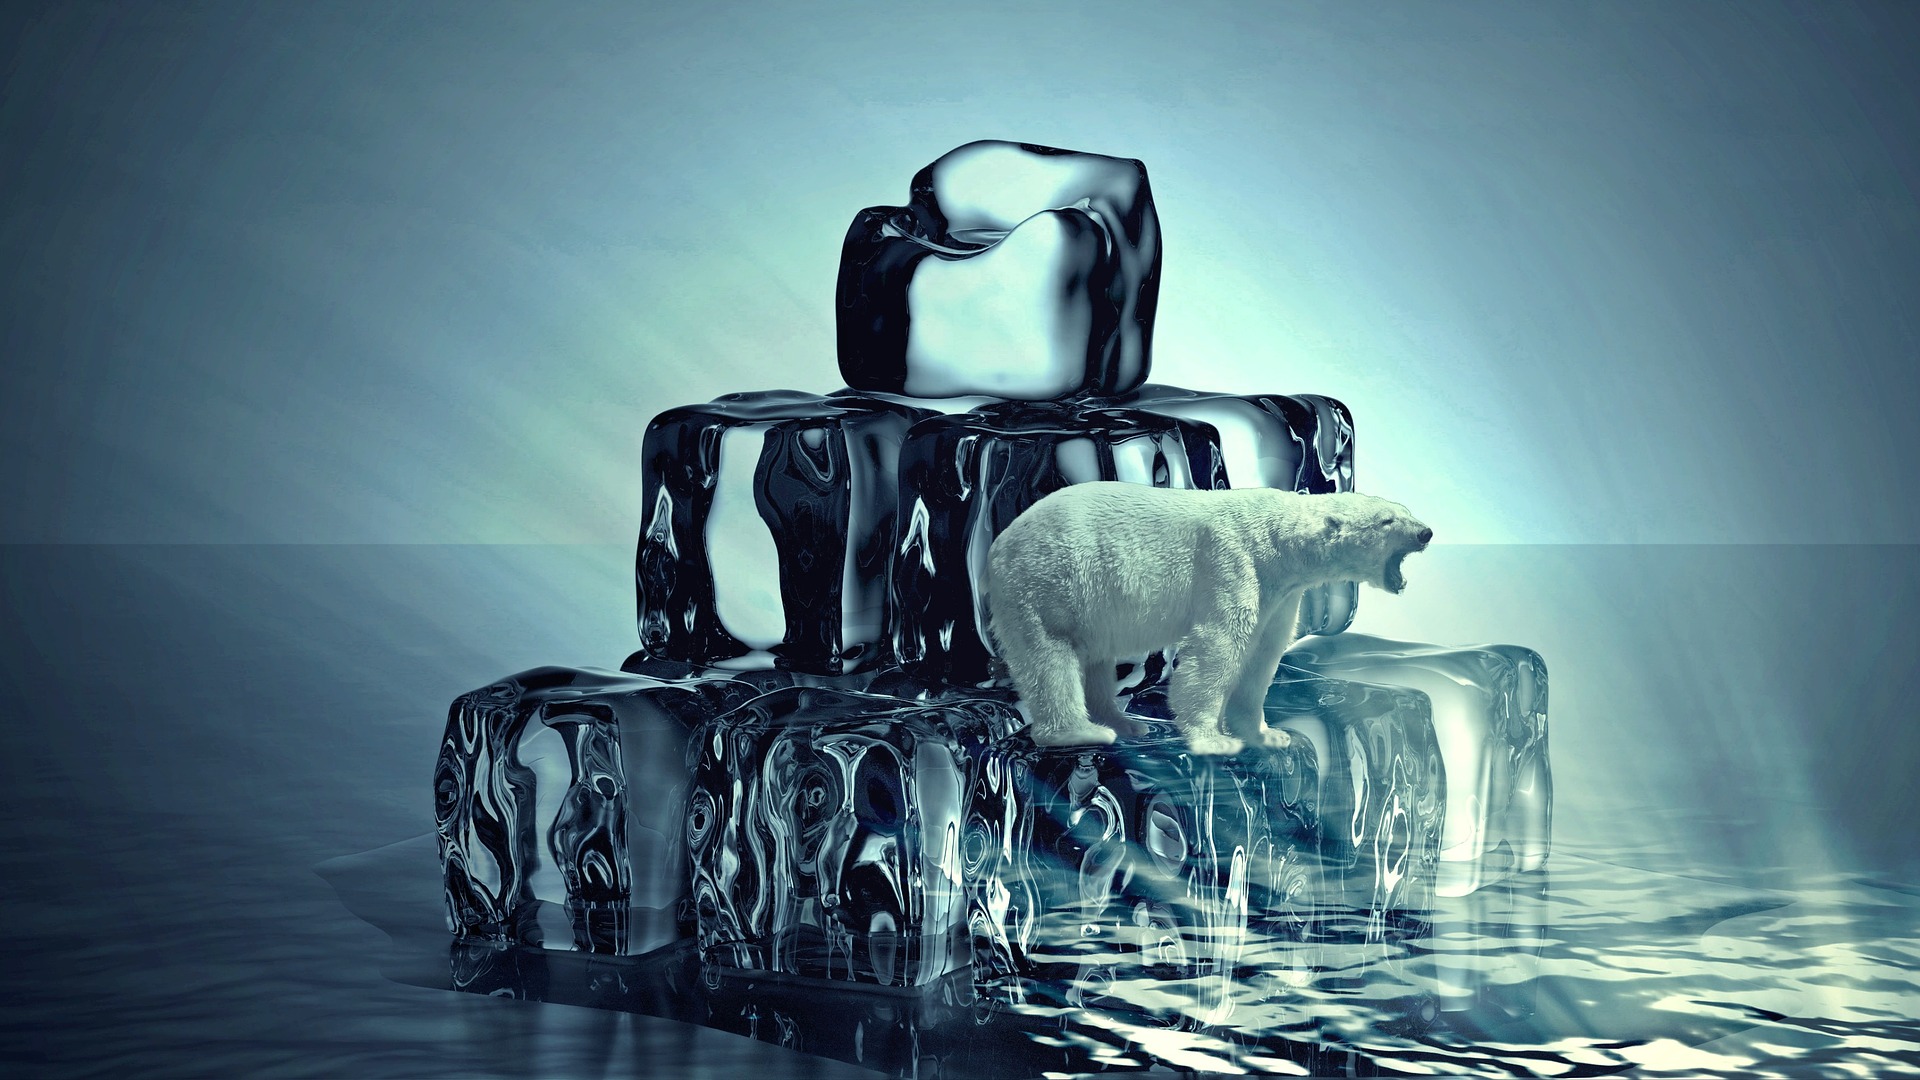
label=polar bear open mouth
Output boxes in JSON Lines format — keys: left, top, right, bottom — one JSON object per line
{"left": 1383, "top": 543, "right": 1425, "bottom": 593}
{"left": 1381, "top": 529, "right": 1432, "bottom": 594}
{"left": 1384, "top": 552, "right": 1410, "bottom": 594}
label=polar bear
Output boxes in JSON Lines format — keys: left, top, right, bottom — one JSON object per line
{"left": 985, "top": 483, "right": 1431, "bottom": 755}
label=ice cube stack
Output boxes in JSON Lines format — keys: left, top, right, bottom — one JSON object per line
{"left": 436, "top": 142, "right": 1553, "bottom": 992}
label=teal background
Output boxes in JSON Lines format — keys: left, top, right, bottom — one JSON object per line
{"left": 3, "top": 5, "right": 1920, "bottom": 1071}
{"left": 5, "top": 0, "right": 1917, "bottom": 545}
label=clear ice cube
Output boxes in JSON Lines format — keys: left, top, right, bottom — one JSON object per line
{"left": 1113, "top": 669, "right": 1445, "bottom": 939}
{"left": 967, "top": 663, "right": 1441, "bottom": 1007}
{"left": 837, "top": 140, "right": 1161, "bottom": 400}
{"left": 888, "top": 399, "right": 1217, "bottom": 684}
{"left": 433, "top": 663, "right": 766, "bottom": 955}
{"left": 1258, "top": 668, "right": 1446, "bottom": 926}
{"left": 686, "top": 684, "right": 1025, "bottom": 987}
{"left": 637, "top": 389, "right": 934, "bottom": 674}
{"left": 967, "top": 716, "right": 1321, "bottom": 996}
{"left": 1105, "top": 384, "right": 1360, "bottom": 639}
{"left": 1104, "top": 385, "right": 1356, "bottom": 494}
{"left": 1283, "top": 634, "right": 1551, "bottom": 897}
{"left": 437, "top": 661, "right": 1454, "bottom": 987}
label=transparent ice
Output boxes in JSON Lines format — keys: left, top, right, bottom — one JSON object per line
{"left": 1105, "top": 384, "right": 1361, "bottom": 638}
{"left": 636, "top": 390, "right": 932, "bottom": 674}
{"left": 686, "top": 684, "right": 1025, "bottom": 987}
{"left": 1284, "top": 633, "right": 1552, "bottom": 896}
{"left": 670, "top": 664, "right": 1444, "bottom": 995}
{"left": 837, "top": 140, "right": 1162, "bottom": 400}
{"left": 1104, "top": 385, "right": 1355, "bottom": 494}
{"left": 1126, "top": 666, "right": 1446, "bottom": 927}
{"left": 433, "top": 663, "right": 768, "bottom": 955}
{"left": 1258, "top": 669, "right": 1445, "bottom": 922}
{"left": 889, "top": 391, "right": 1360, "bottom": 686}
{"left": 968, "top": 715, "right": 1322, "bottom": 998}
{"left": 438, "top": 650, "right": 1549, "bottom": 1045}
{"left": 889, "top": 399, "right": 1215, "bottom": 685}
{"left": 438, "top": 133, "right": 1559, "bottom": 1053}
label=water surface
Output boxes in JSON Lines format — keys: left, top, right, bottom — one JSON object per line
{"left": 3, "top": 544, "right": 1916, "bottom": 1076}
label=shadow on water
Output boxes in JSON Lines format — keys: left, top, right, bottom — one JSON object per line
{"left": 323, "top": 831, "right": 1920, "bottom": 1078}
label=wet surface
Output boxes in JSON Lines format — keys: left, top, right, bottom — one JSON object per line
{"left": 323, "top": 831, "right": 1920, "bottom": 1077}
{"left": 3, "top": 544, "right": 1917, "bottom": 1077}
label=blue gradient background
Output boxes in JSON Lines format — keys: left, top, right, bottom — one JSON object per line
{"left": 4, "top": 4, "right": 1920, "bottom": 1075}
{"left": 5, "top": 0, "right": 1917, "bottom": 545}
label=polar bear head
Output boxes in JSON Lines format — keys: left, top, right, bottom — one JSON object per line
{"left": 1313, "top": 492, "right": 1432, "bottom": 594}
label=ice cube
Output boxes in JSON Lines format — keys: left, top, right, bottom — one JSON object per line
{"left": 1104, "top": 385, "right": 1356, "bottom": 494}
{"left": 1101, "top": 669, "right": 1443, "bottom": 941}
{"left": 827, "top": 387, "right": 1000, "bottom": 415}
{"left": 434, "top": 664, "right": 767, "bottom": 955}
{"left": 1104, "top": 385, "right": 1360, "bottom": 639}
{"left": 1259, "top": 668, "right": 1447, "bottom": 928}
{"left": 967, "top": 716, "right": 1321, "bottom": 992}
{"left": 971, "top": 662, "right": 1441, "bottom": 1007}
{"left": 617, "top": 651, "right": 903, "bottom": 697}
{"left": 1283, "top": 634, "right": 1551, "bottom": 897}
{"left": 837, "top": 140, "right": 1161, "bottom": 400}
{"left": 889, "top": 399, "right": 1218, "bottom": 685}
{"left": 686, "top": 684, "right": 1025, "bottom": 987}
{"left": 637, "top": 389, "right": 934, "bottom": 674}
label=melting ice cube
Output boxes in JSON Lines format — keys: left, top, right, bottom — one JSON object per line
{"left": 1284, "top": 634, "right": 1551, "bottom": 896}
{"left": 686, "top": 684, "right": 1025, "bottom": 987}
{"left": 889, "top": 399, "right": 1216, "bottom": 685}
{"left": 1104, "top": 384, "right": 1360, "bottom": 639}
{"left": 434, "top": 663, "right": 767, "bottom": 955}
{"left": 1104, "top": 385, "right": 1356, "bottom": 494}
{"left": 969, "top": 715, "right": 1320, "bottom": 994}
{"left": 838, "top": 140, "right": 1162, "bottom": 400}
{"left": 1258, "top": 667, "right": 1447, "bottom": 924}
{"left": 637, "top": 389, "right": 933, "bottom": 675}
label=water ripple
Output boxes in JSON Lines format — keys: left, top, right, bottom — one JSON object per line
{"left": 326, "top": 836, "right": 1920, "bottom": 1077}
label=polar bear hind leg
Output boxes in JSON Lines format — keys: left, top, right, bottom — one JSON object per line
{"left": 1168, "top": 604, "right": 1258, "bottom": 756}
{"left": 1221, "top": 594, "right": 1299, "bottom": 751}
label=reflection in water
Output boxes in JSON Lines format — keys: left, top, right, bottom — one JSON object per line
{"left": 9, "top": 544, "right": 1917, "bottom": 1075}
{"left": 327, "top": 837, "right": 1920, "bottom": 1077}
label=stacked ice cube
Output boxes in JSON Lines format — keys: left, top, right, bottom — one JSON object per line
{"left": 435, "top": 141, "right": 1552, "bottom": 993}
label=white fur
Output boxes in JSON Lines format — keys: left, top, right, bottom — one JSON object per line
{"left": 985, "top": 483, "right": 1431, "bottom": 755}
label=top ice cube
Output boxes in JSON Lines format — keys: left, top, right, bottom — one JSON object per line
{"left": 837, "top": 141, "right": 1162, "bottom": 400}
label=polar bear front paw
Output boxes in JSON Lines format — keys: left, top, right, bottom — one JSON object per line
{"left": 1087, "top": 702, "right": 1153, "bottom": 740}
{"left": 1252, "top": 726, "right": 1293, "bottom": 751}
{"left": 1029, "top": 720, "right": 1120, "bottom": 747}
{"left": 1097, "top": 713, "right": 1153, "bottom": 740}
{"left": 1225, "top": 713, "right": 1295, "bottom": 752}
{"left": 1183, "top": 732, "right": 1245, "bottom": 757}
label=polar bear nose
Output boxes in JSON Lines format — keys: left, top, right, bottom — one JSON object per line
{"left": 1416, "top": 527, "right": 1433, "bottom": 546}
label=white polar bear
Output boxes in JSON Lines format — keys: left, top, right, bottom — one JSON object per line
{"left": 985, "top": 483, "right": 1431, "bottom": 755}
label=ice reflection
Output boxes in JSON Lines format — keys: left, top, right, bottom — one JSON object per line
{"left": 333, "top": 831, "right": 1920, "bottom": 1077}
